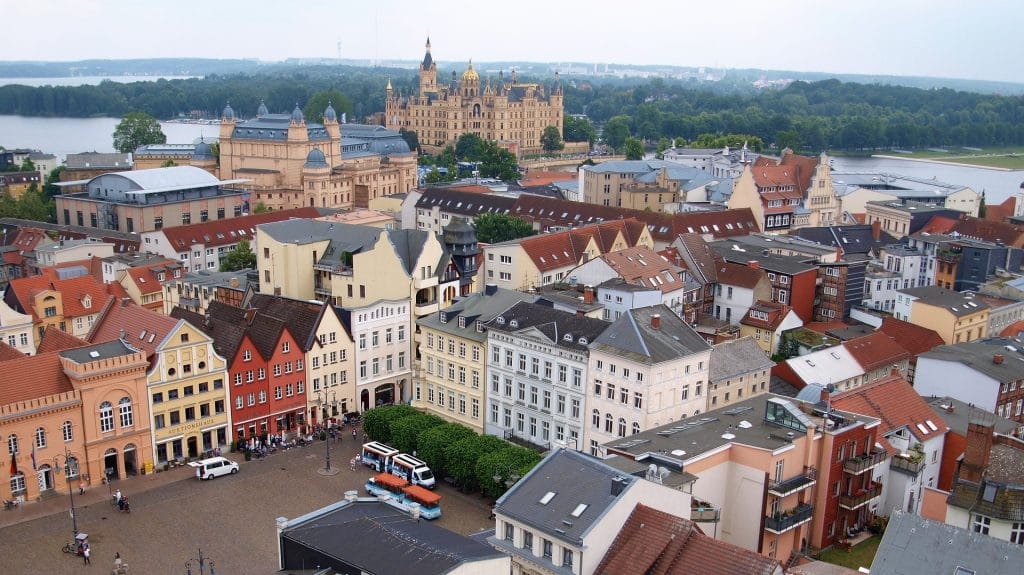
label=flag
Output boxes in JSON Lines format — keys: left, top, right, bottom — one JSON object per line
{"left": 8, "top": 456, "right": 16, "bottom": 476}
{"left": 31, "top": 444, "right": 36, "bottom": 471}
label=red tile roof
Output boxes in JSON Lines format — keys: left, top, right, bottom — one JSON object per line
{"left": 6, "top": 270, "right": 118, "bottom": 323}
{"left": 843, "top": 332, "right": 910, "bottom": 371}
{"left": 918, "top": 214, "right": 1024, "bottom": 247}
{"left": 740, "top": 300, "right": 793, "bottom": 330}
{"left": 156, "top": 207, "right": 320, "bottom": 252}
{"left": 0, "top": 351, "right": 73, "bottom": 406}
{"left": 519, "top": 171, "right": 575, "bottom": 187}
{"left": 832, "top": 375, "right": 949, "bottom": 446}
{"left": 673, "top": 233, "right": 724, "bottom": 284}
{"left": 519, "top": 219, "right": 646, "bottom": 272}
{"left": 1000, "top": 320, "right": 1024, "bottom": 338}
{"left": 715, "top": 261, "right": 764, "bottom": 289}
{"left": 46, "top": 256, "right": 105, "bottom": 281}
{"left": 778, "top": 150, "right": 820, "bottom": 193}
{"left": 0, "top": 341, "right": 25, "bottom": 362}
{"left": 595, "top": 503, "right": 783, "bottom": 575}
{"left": 36, "top": 326, "right": 89, "bottom": 353}
{"left": 122, "top": 261, "right": 178, "bottom": 296}
{"left": 984, "top": 196, "right": 1017, "bottom": 223}
{"left": 599, "top": 246, "right": 688, "bottom": 294}
{"left": 878, "top": 317, "right": 944, "bottom": 358}
{"left": 752, "top": 165, "right": 801, "bottom": 189}
{"left": 87, "top": 298, "right": 178, "bottom": 357}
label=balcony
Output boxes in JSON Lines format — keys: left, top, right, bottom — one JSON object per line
{"left": 890, "top": 454, "right": 925, "bottom": 476}
{"left": 691, "top": 499, "right": 720, "bottom": 523}
{"left": 843, "top": 449, "right": 889, "bottom": 475}
{"left": 839, "top": 483, "right": 883, "bottom": 510}
{"left": 764, "top": 503, "right": 814, "bottom": 534}
{"left": 313, "top": 262, "right": 353, "bottom": 276}
{"left": 768, "top": 467, "right": 818, "bottom": 497}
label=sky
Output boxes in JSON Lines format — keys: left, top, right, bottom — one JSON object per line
{"left": 4, "top": 0, "right": 1022, "bottom": 83}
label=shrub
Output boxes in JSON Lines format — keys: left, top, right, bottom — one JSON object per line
{"left": 390, "top": 413, "right": 445, "bottom": 455}
{"left": 444, "top": 434, "right": 507, "bottom": 491}
{"left": 417, "top": 423, "right": 475, "bottom": 474}
{"left": 475, "top": 446, "right": 542, "bottom": 499}
{"left": 362, "top": 405, "right": 419, "bottom": 443}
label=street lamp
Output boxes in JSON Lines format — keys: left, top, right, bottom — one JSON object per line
{"left": 315, "top": 390, "right": 338, "bottom": 476}
{"left": 492, "top": 464, "right": 521, "bottom": 491}
{"left": 53, "top": 446, "right": 79, "bottom": 537}
{"left": 185, "top": 548, "right": 215, "bottom": 575}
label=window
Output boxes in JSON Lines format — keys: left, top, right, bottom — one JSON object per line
{"left": 592, "top": 409, "right": 600, "bottom": 428}
{"left": 1011, "top": 522, "right": 1024, "bottom": 545}
{"left": 543, "top": 539, "right": 553, "bottom": 559}
{"left": 34, "top": 427, "right": 46, "bottom": 449}
{"left": 563, "top": 549, "right": 573, "bottom": 568}
{"left": 118, "top": 397, "right": 133, "bottom": 428}
{"left": 9, "top": 472, "right": 25, "bottom": 495}
{"left": 504, "top": 522, "right": 514, "bottom": 541}
{"left": 972, "top": 514, "right": 991, "bottom": 535}
{"left": 618, "top": 418, "right": 627, "bottom": 437}
{"left": 99, "top": 401, "right": 114, "bottom": 432}
{"left": 634, "top": 392, "right": 643, "bottom": 409}
{"left": 170, "top": 410, "right": 181, "bottom": 425}
{"left": 62, "top": 421, "right": 73, "bottom": 442}
{"left": 605, "top": 413, "right": 613, "bottom": 433}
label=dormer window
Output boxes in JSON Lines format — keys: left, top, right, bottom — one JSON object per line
{"left": 563, "top": 333, "right": 573, "bottom": 341}
{"left": 496, "top": 317, "right": 505, "bottom": 325}
{"left": 509, "top": 319, "right": 519, "bottom": 328}
{"left": 439, "top": 312, "right": 448, "bottom": 324}
{"left": 578, "top": 337, "right": 588, "bottom": 345}
{"left": 476, "top": 321, "right": 484, "bottom": 332}
{"left": 458, "top": 316, "right": 466, "bottom": 328}
{"left": 82, "top": 295, "right": 92, "bottom": 309}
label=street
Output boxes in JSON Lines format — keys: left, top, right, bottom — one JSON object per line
{"left": 0, "top": 441, "right": 496, "bottom": 574}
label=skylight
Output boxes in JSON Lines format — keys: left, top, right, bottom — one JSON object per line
{"left": 539, "top": 491, "right": 556, "bottom": 505}
{"left": 916, "top": 423, "right": 929, "bottom": 435}
{"left": 88, "top": 351, "right": 100, "bottom": 358}
{"left": 571, "top": 503, "right": 588, "bottom": 517}
{"left": 926, "top": 420, "right": 938, "bottom": 431}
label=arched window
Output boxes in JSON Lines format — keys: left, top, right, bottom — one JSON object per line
{"left": 604, "top": 413, "right": 613, "bottom": 433}
{"left": 118, "top": 397, "right": 133, "bottom": 428}
{"left": 64, "top": 456, "right": 80, "bottom": 479}
{"left": 7, "top": 434, "right": 18, "bottom": 455}
{"left": 99, "top": 401, "right": 114, "bottom": 432}
{"left": 62, "top": 421, "right": 73, "bottom": 442}
{"left": 592, "top": 409, "right": 600, "bottom": 428}
{"left": 34, "top": 427, "right": 45, "bottom": 449}
{"left": 618, "top": 418, "right": 627, "bottom": 438}
{"left": 632, "top": 422, "right": 641, "bottom": 436}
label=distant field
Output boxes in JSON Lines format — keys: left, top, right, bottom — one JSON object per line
{"left": 940, "top": 155, "right": 1024, "bottom": 169}
{"left": 875, "top": 146, "right": 1024, "bottom": 169}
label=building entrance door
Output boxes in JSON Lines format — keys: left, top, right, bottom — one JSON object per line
{"left": 104, "top": 449, "right": 119, "bottom": 481}
{"left": 123, "top": 444, "right": 137, "bottom": 476}
{"left": 36, "top": 465, "right": 54, "bottom": 492}
{"left": 186, "top": 436, "right": 199, "bottom": 459}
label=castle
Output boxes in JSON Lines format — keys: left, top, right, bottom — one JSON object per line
{"left": 385, "top": 38, "right": 564, "bottom": 156}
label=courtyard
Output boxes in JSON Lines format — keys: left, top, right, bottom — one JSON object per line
{"left": 0, "top": 440, "right": 496, "bottom": 574}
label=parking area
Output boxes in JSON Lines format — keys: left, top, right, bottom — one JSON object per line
{"left": 0, "top": 441, "right": 496, "bottom": 574}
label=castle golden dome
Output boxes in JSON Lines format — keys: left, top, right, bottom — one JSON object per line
{"left": 461, "top": 59, "right": 479, "bottom": 83}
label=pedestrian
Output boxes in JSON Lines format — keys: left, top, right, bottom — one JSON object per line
{"left": 114, "top": 552, "right": 122, "bottom": 569}
{"left": 83, "top": 545, "right": 91, "bottom": 565}
{"left": 118, "top": 494, "right": 125, "bottom": 511}
{"left": 352, "top": 429, "right": 357, "bottom": 441}
{"left": 114, "top": 489, "right": 122, "bottom": 507}
{"left": 78, "top": 480, "right": 85, "bottom": 495}
{"left": 350, "top": 457, "right": 356, "bottom": 471}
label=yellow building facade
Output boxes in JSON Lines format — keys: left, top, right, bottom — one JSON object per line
{"left": 385, "top": 39, "right": 564, "bottom": 156}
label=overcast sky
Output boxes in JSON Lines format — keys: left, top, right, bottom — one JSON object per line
{"left": 5, "top": 0, "right": 1022, "bottom": 83}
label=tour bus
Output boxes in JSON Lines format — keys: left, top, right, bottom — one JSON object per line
{"left": 401, "top": 484, "right": 442, "bottom": 520}
{"left": 365, "top": 472, "right": 409, "bottom": 499}
{"left": 360, "top": 442, "right": 399, "bottom": 472}
{"left": 389, "top": 453, "right": 436, "bottom": 489}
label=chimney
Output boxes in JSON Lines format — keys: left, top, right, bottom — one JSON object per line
{"left": 961, "top": 418, "right": 995, "bottom": 483}
{"left": 871, "top": 220, "right": 881, "bottom": 241}
{"left": 835, "top": 246, "right": 843, "bottom": 262}
{"left": 610, "top": 476, "right": 627, "bottom": 497}
{"left": 890, "top": 366, "right": 901, "bottom": 377}
{"left": 583, "top": 286, "right": 595, "bottom": 304}
{"left": 484, "top": 283, "right": 498, "bottom": 296}
{"left": 748, "top": 260, "right": 760, "bottom": 270}
{"left": 651, "top": 314, "right": 661, "bottom": 329}
{"left": 229, "top": 277, "right": 239, "bottom": 288}
{"left": 121, "top": 297, "right": 131, "bottom": 307}
{"left": 993, "top": 354, "right": 1004, "bottom": 365}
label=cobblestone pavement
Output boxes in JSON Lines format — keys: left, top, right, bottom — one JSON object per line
{"left": 0, "top": 440, "right": 496, "bottom": 574}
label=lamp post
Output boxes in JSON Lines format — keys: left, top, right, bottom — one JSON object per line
{"left": 492, "top": 464, "right": 522, "bottom": 492}
{"left": 53, "top": 446, "right": 79, "bottom": 536}
{"left": 185, "top": 548, "right": 215, "bottom": 575}
{"left": 315, "top": 390, "right": 338, "bottom": 476}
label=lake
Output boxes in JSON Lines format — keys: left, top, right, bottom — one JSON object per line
{"left": 0, "top": 76, "right": 199, "bottom": 87}
{"left": 0, "top": 115, "right": 214, "bottom": 160}
{"left": 830, "top": 156, "right": 1024, "bottom": 204}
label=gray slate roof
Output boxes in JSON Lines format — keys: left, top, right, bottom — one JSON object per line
{"left": 591, "top": 305, "right": 710, "bottom": 364}
{"left": 925, "top": 396, "right": 1019, "bottom": 436}
{"left": 918, "top": 337, "right": 1024, "bottom": 383}
{"left": 282, "top": 500, "right": 504, "bottom": 575}
{"left": 417, "top": 288, "right": 538, "bottom": 342}
{"left": 898, "top": 286, "right": 990, "bottom": 316}
{"left": 59, "top": 339, "right": 136, "bottom": 364}
{"left": 710, "top": 336, "right": 775, "bottom": 383}
{"left": 870, "top": 510, "right": 1024, "bottom": 575}
{"left": 486, "top": 301, "right": 611, "bottom": 352}
{"left": 494, "top": 448, "right": 636, "bottom": 546}
{"left": 65, "top": 152, "right": 131, "bottom": 169}
{"left": 97, "top": 166, "right": 220, "bottom": 190}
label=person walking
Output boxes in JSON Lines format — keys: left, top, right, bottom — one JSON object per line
{"left": 78, "top": 480, "right": 85, "bottom": 495}
{"left": 83, "top": 545, "right": 91, "bottom": 565}
{"left": 113, "top": 552, "right": 122, "bottom": 569}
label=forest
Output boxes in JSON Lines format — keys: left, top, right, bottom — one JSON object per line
{"left": 1, "top": 66, "right": 1022, "bottom": 151}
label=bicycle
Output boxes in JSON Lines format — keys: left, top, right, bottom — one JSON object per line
{"left": 61, "top": 542, "right": 78, "bottom": 555}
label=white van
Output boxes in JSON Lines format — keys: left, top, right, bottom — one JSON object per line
{"left": 389, "top": 453, "right": 436, "bottom": 489}
{"left": 188, "top": 456, "right": 239, "bottom": 480}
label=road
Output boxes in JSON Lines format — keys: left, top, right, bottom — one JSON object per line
{"left": 0, "top": 441, "right": 495, "bottom": 574}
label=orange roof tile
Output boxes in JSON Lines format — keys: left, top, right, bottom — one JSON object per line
{"left": 36, "top": 326, "right": 89, "bottom": 353}
{"left": 984, "top": 196, "right": 1017, "bottom": 223}
{"left": 999, "top": 320, "right": 1024, "bottom": 338}
{"left": 87, "top": 299, "right": 178, "bottom": 357}
{"left": 6, "top": 270, "right": 119, "bottom": 323}
{"left": 123, "top": 262, "right": 177, "bottom": 295}
{"left": 157, "top": 207, "right": 320, "bottom": 252}
{"left": 519, "top": 171, "right": 575, "bottom": 187}
{"left": 0, "top": 351, "right": 73, "bottom": 405}
{"left": 778, "top": 151, "right": 820, "bottom": 193}
{"left": 599, "top": 246, "right": 688, "bottom": 294}
{"left": 519, "top": 219, "right": 644, "bottom": 272}
{"left": 832, "top": 375, "right": 949, "bottom": 445}
{"left": 844, "top": 332, "right": 910, "bottom": 371}
{"left": 752, "top": 165, "right": 800, "bottom": 189}
{"left": 716, "top": 261, "right": 764, "bottom": 289}
{"left": 0, "top": 341, "right": 25, "bottom": 362}
{"left": 878, "top": 317, "right": 944, "bottom": 358}
{"left": 919, "top": 214, "right": 1024, "bottom": 247}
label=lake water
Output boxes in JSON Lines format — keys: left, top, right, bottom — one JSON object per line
{"left": 0, "top": 76, "right": 199, "bottom": 87}
{"left": 0, "top": 115, "right": 214, "bottom": 160}
{"left": 830, "top": 156, "right": 1024, "bottom": 205}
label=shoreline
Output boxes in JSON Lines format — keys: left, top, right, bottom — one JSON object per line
{"left": 871, "top": 154, "right": 1015, "bottom": 172}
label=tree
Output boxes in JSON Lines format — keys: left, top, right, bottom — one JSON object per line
{"left": 399, "top": 128, "right": 419, "bottom": 153}
{"left": 424, "top": 167, "right": 450, "bottom": 184}
{"left": 623, "top": 137, "right": 644, "bottom": 160}
{"left": 303, "top": 90, "right": 354, "bottom": 124}
{"left": 161, "top": 159, "right": 177, "bottom": 167}
{"left": 471, "top": 212, "right": 537, "bottom": 244}
{"left": 253, "top": 201, "right": 270, "bottom": 214}
{"left": 978, "top": 191, "right": 987, "bottom": 219}
{"left": 603, "top": 116, "right": 632, "bottom": 151}
{"left": 43, "top": 166, "right": 65, "bottom": 200}
{"left": 219, "top": 239, "right": 257, "bottom": 272}
{"left": 775, "top": 130, "right": 803, "bottom": 153}
{"left": 563, "top": 116, "right": 596, "bottom": 145}
{"left": 112, "top": 111, "right": 166, "bottom": 153}
{"left": 540, "top": 126, "right": 564, "bottom": 153}
{"left": 477, "top": 140, "right": 519, "bottom": 181}
{"left": 656, "top": 137, "right": 670, "bottom": 159}
{"left": 455, "top": 133, "right": 486, "bottom": 161}
{"left": 475, "top": 446, "right": 542, "bottom": 498}
{"left": 13, "top": 184, "right": 51, "bottom": 222}
{"left": 416, "top": 423, "right": 475, "bottom": 474}
{"left": 362, "top": 405, "right": 418, "bottom": 444}
{"left": 19, "top": 157, "right": 36, "bottom": 172}
{"left": 209, "top": 142, "right": 220, "bottom": 163}
{"left": 389, "top": 413, "right": 445, "bottom": 455}
{"left": 0, "top": 190, "right": 17, "bottom": 218}
{"left": 443, "top": 434, "right": 507, "bottom": 491}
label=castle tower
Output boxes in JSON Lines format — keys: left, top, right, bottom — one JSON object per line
{"left": 443, "top": 217, "right": 480, "bottom": 294}
{"left": 461, "top": 60, "right": 480, "bottom": 99}
{"left": 219, "top": 101, "right": 235, "bottom": 140}
{"left": 418, "top": 37, "right": 437, "bottom": 97}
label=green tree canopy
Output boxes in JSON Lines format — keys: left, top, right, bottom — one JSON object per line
{"left": 693, "top": 133, "right": 764, "bottom": 153}
{"left": 443, "top": 434, "right": 507, "bottom": 491}
{"left": 253, "top": 201, "right": 270, "bottom": 213}
{"left": 477, "top": 140, "right": 520, "bottom": 181}
{"left": 416, "top": 423, "right": 476, "bottom": 475}
{"left": 361, "top": 404, "right": 419, "bottom": 443}
{"left": 623, "top": 137, "right": 645, "bottom": 160}
{"left": 475, "top": 446, "right": 542, "bottom": 499}
{"left": 303, "top": 90, "right": 354, "bottom": 124}
{"left": 540, "top": 126, "right": 564, "bottom": 153}
{"left": 219, "top": 239, "right": 256, "bottom": 272}
{"left": 471, "top": 212, "right": 537, "bottom": 244}
{"left": 399, "top": 128, "right": 419, "bottom": 153}
{"left": 112, "top": 111, "right": 166, "bottom": 153}
{"left": 603, "top": 115, "right": 632, "bottom": 151}
{"left": 389, "top": 413, "right": 445, "bottom": 455}
{"left": 775, "top": 130, "right": 803, "bottom": 153}
{"left": 455, "top": 133, "right": 486, "bottom": 161}
{"left": 563, "top": 116, "right": 597, "bottom": 145}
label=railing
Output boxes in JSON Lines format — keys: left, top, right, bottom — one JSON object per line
{"left": 839, "top": 484, "right": 883, "bottom": 510}
{"left": 843, "top": 449, "right": 889, "bottom": 475}
{"left": 890, "top": 455, "right": 925, "bottom": 476}
{"left": 764, "top": 503, "right": 814, "bottom": 534}
{"left": 768, "top": 466, "right": 818, "bottom": 497}
{"left": 691, "top": 500, "right": 720, "bottom": 523}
